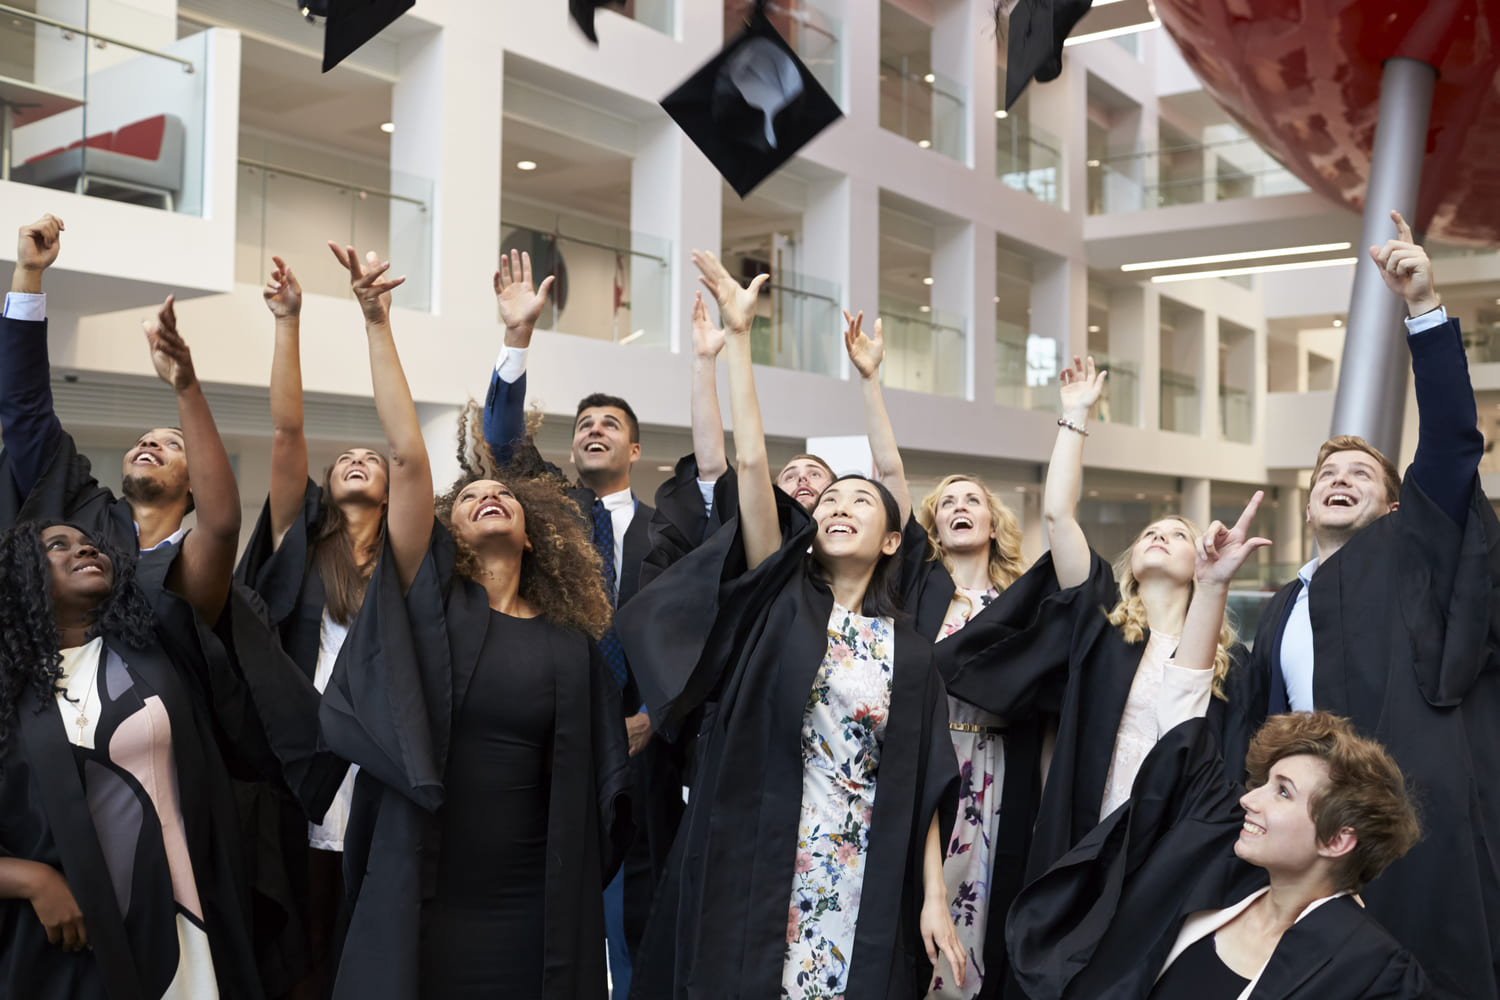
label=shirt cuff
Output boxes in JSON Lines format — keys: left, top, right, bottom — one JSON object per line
{"left": 3, "top": 291, "right": 46, "bottom": 321}
{"left": 1404, "top": 305, "right": 1448, "bottom": 336}
{"left": 494, "top": 345, "right": 528, "bottom": 383}
{"left": 1157, "top": 661, "right": 1215, "bottom": 736}
{"left": 696, "top": 478, "right": 717, "bottom": 518}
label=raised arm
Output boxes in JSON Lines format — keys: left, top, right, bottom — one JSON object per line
{"left": 264, "top": 256, "right": 308, "bottom": 546}
{"left": 329, "top": 243, "right": 428, "bottom": 591}
{"left": 483, "top": 250, "right": 553, "bottom": 465}
{"left": 690, "top": 292, "right": 729, "bottom": 481}
{"left": 1369, "top": 210, "right": 1483, "bottom": 523}
{"left": 1043, "top": 356, "right": 1107, "bottom": 589}
{"left": 1176, "top": 492, "right": 1270, "bottom": 672}
{"left": 844, "top": 311, "right": 911, "bottom": 523}
{"left": 148, "top": 297, "right": 241, "bottom": 624}
{"left": 693, "top": 251, "right": 775, "bottom": 568}
{"left": 0, "top": 215, "right": 67, "bottom": 499}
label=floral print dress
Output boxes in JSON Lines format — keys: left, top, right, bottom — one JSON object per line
{"left": 783, "top": 604, "right": 895, "bottom": 999}
{"left": 928, "top": 586, "right": 1005, "bottom": 999}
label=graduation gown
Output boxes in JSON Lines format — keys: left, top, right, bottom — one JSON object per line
{"left": 1249, "top": 472, "right": 1500, "bottom": 999}
{"left": 937, "top": 549, "right": 1264, "bottom": 884}
{"left": 616, "top": 492, "right": 960, "bottom": 999}
{"left": 1007, "top": 718, "right": 1429, "bottom": 1000}
{"left": 317, "top": 523, "right": 633, "bottom": 1000}
{"left": 0, "top": 607, "right": 264, "bottom": 1000}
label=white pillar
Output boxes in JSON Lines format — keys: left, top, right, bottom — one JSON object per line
{"left": 1275, "top": 485, "right": 1305, "bottom": 568}
{"left": 419, "top": 403, "right": 464, "bottom": 492}
{"left": 931, "top": 221, "right": 977, "bottom": 399}
{"left": 1181, "top": 476, "right": 1211, "bottom": 532}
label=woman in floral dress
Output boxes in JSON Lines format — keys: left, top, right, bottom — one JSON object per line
{"left": 914, "top": 475, "right": 1029, "bottom": 998}
{"left": 618, "top": 255, "right": 964, "bottom": 1000}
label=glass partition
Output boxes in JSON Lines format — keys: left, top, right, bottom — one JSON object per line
{"left": 1093, "top": 353, "right": 1139, "bottom": 426}
{"left": 625, "top": 0, "right": 675, "bottom": 35}
{"left": 237, "top": 154, "right": 434, "bottom": 312}
{"left": 726, "top": 0, "right": 841, "bottom": 104}
{"left": 880, "top": 305, "right": 967, "bottom": 397}
{"left": 1160, "top": 370, "right": 1200, "bottom": 434}
{"left": 498, "top": 220, "right": 671, "bottom": 350}
{"left": 744, "top": 271, "right": 842, "bottom": 376}
{"left": 879, "top": 59, "right": 965, "bottom": 162}
{"left": 1219, "top": 386, "right": 1254, "bottom": 443}
{"left": 994, "top": 322, "right": 1063, "bottom": 411}
{"left": 1088, "top": 127, "right": 1308, "bottom": 215}
{"left": 5, "top": 4, "right": 208, "bottom": 215}
{"left": 996, "top": 112, "right": 1061, "bottom": 205}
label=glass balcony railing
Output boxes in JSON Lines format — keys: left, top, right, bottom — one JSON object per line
{"left": 994, "top": 324, "right": 1058, "bottom": 411}
{"left": 4, "top": 5, "right": 208, "bottom": 215}
{"left": 879, "top": 59, "right": 966, "bottom": 162}
{"left": 1464, "top": 325, "right": 1500, "bottom": 365}
{"left": 624, "top": 0, "right": 674, "bottom": 35}
{"left": 880, "top": 304, "right": 967, "bottom": 397}
{"left": 996, "top": 112, "right": 1061, "bottom": 205}
{"left": 727, "top": 0, "right": 841, "bottom": 104}
{"left": 744, "top": 272, "right": 842, "bottom": 376}
{"left": 1088, "top": 128, "right": 1309, "bottom": 214}
{"left": 498, "top": 220, "right": 671, "bottom": 350}
{"left": 1219, "top": 385, "right": 1254, "bottom": 443}
{"left": 1093, "top": 353, "right": 1139, "bottom": 426}
{"left": 1160, "top": 369, "right": 1201, "bottom": 434}
{"left": 237, "top": 157, "right": 434, "bottom": 312}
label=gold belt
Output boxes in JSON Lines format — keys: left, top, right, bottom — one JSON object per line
{"left": 949, "top": 722, "right": 1006, "bottom": 735}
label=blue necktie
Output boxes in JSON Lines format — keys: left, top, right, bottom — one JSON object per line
{"left": 592, "top": 497, "right": 629, "bottom": 690}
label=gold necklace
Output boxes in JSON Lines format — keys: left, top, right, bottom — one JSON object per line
{"left": 68, "top": 650, "right": 102, "bottom": 743}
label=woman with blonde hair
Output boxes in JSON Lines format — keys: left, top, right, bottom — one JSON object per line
{"left": 939, "top": 356, "right": 1270, "bottom": 898}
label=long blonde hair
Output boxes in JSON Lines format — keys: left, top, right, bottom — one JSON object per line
{"left": 917, "top": 474, "right": 1028, "bottom": 616}
{"left": 1106, "top": 515, "right": 1237, "bottom": 700}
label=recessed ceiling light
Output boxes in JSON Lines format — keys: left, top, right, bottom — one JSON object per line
{"left": 994, "top": 109, "right": 1008, "bottom": 119}
{"left": 1087, "top": 159, "right": 1101, "bottom": 167}
{"left": 1332, "top": 318, "right": 1344, "bottom": 327}
{"left": 1014, "top": 486, "right": 1026, "bottom": 492}
{"left": 923, "top": 73, "right": 936, "bottom": 83}
{"left": 379, "top": 121, "right": 394, "bottom": 134}
{"left": 919, "top": 305, "right": 932, "bottom": 313}
{"left": 1087, "top": 324, "right": 1101, "bottom": 333}
{"left": 993, "top": 295, "right": 1001, "bottom": 303}
{"left": 656, "top": 464, "right": 674, "bottom": 472}
{"left": 516, "top": 160, "right": 538, "bottom": 171}
{"left": 620, "top": 328, "right": 646, "bottom": 344}
{"left": 1135, "top": 492, "right": 1147, "bottom": 499}
{"left": 1151, "top": 257, "right": 1358, "bottom": 284}
{"left": 922, "top": 276, "right": 934, "bottom": 285}
{"left": 1087, "top": 489, "right": 1100, "bottom": 497}
{"left": 917, "top": 139, "right": 932, "bottom": 149}
{"left": 1121, "top": 242, "right": 1352, "bottom": 272}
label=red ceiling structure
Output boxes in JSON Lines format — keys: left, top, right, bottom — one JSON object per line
{"left": 1153, "top": 0, "right": 1500, "bottom": 245}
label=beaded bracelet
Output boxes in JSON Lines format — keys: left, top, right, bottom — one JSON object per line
{"left": 1057, "top": 417, "right": 1089, "bottom": 437}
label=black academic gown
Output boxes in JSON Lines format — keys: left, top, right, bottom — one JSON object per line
{"left": 317, "top": 523, "right": 633, "bottom": 1000}
{"left": 616, "top": 492, "right": 960, "bottom": 999}
{"left": 1007, "top": 719, "right": 1429, "bottom": 1000}
{"left": 0, "top": 601, "right": 265, "bottom": 1000}
{"left": 1249, "top": 473, "right": 1500, "bottom": 1000}
{"left": 938, "top": 549, "right": 1264, "bottom": 886}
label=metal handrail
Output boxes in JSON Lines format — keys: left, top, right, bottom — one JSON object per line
{"left": 240, "top": 159, "right": 429, "bottom": 208}
{"left": 500, "top": 220, "right": 669, "bottom": 266}
{"left": 0, "top": 2, "right": 195, "bottom": 73}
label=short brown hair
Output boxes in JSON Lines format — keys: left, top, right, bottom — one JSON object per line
{"left": 779, "top": 454, "right": 836, "bottom": 482}
{"left": 1245, "top": 711, "right": 1420, "bottom": 892}
{"left": 1310, "top": 435, "right": 1401, "bottom": 504}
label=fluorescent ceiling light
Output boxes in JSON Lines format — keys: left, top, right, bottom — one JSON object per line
{"left": 1064, "top": 20, "right": 1160, "bottom": 46}
{"left": 1150, "top": 257, "right": 1358, "bottom": 283}
{"left": 1122, "top": 242, "right": 1352, "bottom": 272}
{"left": 620, "top": 328, "right": 646, "bottom": 344}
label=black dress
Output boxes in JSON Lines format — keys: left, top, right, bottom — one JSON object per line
{"left": 422, "top": 611, "right": 556, "bottom": 996}
{"left": 1146, "top": 935, "right": 1248, "bottom": 999}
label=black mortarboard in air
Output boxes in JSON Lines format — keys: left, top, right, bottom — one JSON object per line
{"left": 1004, "top": 0, "right": 1094, "bottom": 108}
{"left": 661, "top": 4, "right": 843, "bottom": 198}
{"left": 322, "top": 0, "right": 415, "bottom": 72}
{"left": 570, "top": 0, "right": 627, "bottom": 44}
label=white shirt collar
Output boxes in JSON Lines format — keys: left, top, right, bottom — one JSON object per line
{"left": 598, "top": 486, "right": 634, "bottom": 512}
{"left": 1296, "top": 556, "right": 1321, "bottom": 588}
{"left": 135, "top": 522, "right": 187, "bottom": 553}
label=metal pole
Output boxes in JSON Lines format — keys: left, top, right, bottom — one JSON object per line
{"left": 1329, "top": 57, "right": 1437, "bottom": 457}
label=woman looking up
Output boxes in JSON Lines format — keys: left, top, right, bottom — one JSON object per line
{"left": 618, "top": 251, "right": 963, "bottom": 999}
{"left": 318, "top": 244, "right": 631, "bottom": 1000}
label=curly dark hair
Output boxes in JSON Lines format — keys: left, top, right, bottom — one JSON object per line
{"left": 0, "top": 520, "right": 156, "bottom": 762}
{"left": 435, "top": 402, "right": 612, "bottom": 640}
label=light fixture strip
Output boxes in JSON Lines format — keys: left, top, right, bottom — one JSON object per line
{"left": 1063, "top": 19, "right": 1160, "bottom": 46}
{"left": 1150, "top": 257, "right": 1358, "bottom": 283}
{"left": 1121, "top": 242, "right": 1353, "bottom": 272}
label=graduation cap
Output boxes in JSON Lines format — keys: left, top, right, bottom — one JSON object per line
{"left": 661, "top": 4, "right": 843, "bottom": 198}
{"left": 1003, "top": 0, "right": 1094, "bottom": 109}
{"left": 570, "top": 0, "right": 627, "bottom": 44}
{"left": 322, "top": 0, "right": 415, "bottom": 73}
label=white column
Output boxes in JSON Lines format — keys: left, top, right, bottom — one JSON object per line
{"left": 419, "top": 403, "right": 464, "bottom": 492}
{"left": 931, "top": 221, "right": 977, "bottom": 399}
{"left": 1275, "top": 486, "right": 1305, "bottom": 568}
{"left": 1181, "top": 476, "right": 1211, "bottom": 532}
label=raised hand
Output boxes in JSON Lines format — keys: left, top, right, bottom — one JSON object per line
{"left": 328, "top": 242, "right": 405, "bottom": 325}
{"left": 843, "top": 310, "right": 884, "bottom": 379}
{"left": 263, "top": 255, "right": 302, "bottom": 318}
{"left": 691, "top": 249, "right": 767, "bottom": 334}
{"left": 1195, "top": 490, "right": 1272, "bottom": 587}
{"left": 144, "top": 295, "right": 197, "bottom": 392}
{"left": 494, "top": 248, "right": 555, "bottom": 346}
{"left": 691, "top": 291, "right": 725, "bottom": 360}
{"left": 1369, "top": 210, "right": 1439, "bottom": 316}
{"left": 16, "top": 214, "right": 63, "bottom": 273}
{"left": 1058, "top": 355, "right": 1107, "bottom": 419}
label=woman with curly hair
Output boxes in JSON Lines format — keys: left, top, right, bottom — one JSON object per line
{"left": 940, "top": 356, "right": 1271, "bottom": 906}
{"left": 0, "top": 520, "right": 262, "bottom": 999}
{"left": 316, "top": 244, "right": 631, "bottom": 1000}
{"left": 617, "top": 253, "right": 963, "bottom": 1000}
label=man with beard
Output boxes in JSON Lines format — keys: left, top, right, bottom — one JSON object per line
{"left": 482, "top": 249, "right": 675, "bottom": 998}
{"left": 1247, "top": 211, "right": 1500, "bottom": 1000}
{"left": 0, "top": 214, "right": 240, "bottom": 613}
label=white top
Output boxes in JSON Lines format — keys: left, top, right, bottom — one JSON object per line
{"left": 1099, "top": 630, "right": 1213, "bottom": 818}
{"left": 55, "top": 636, "right": 106, "bottom": 750}
{"left": 308, "top": 609, "right": 356, "bottom": 852}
